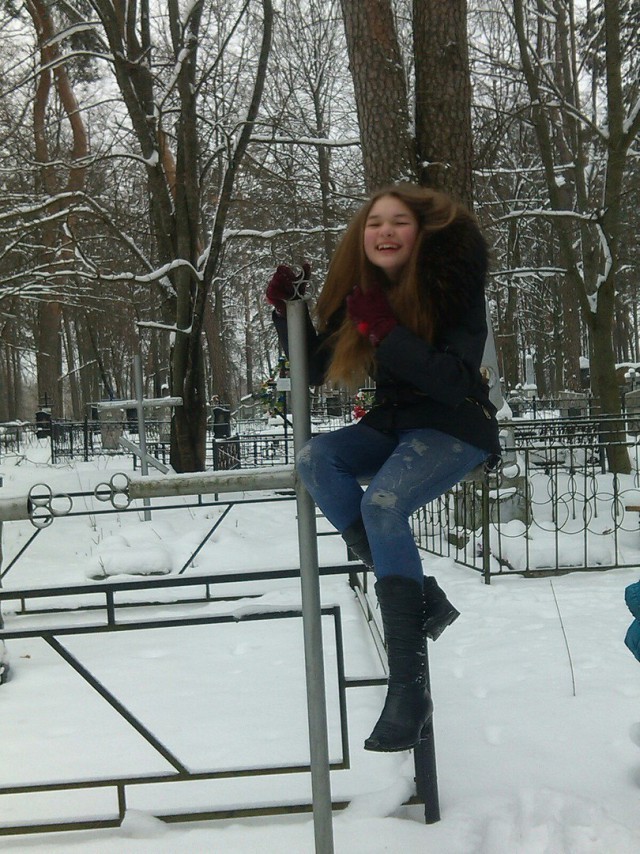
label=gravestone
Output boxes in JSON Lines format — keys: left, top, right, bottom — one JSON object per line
{"left": 625, "top": 388, "right": 640, "bottom": 434}
{"left": 99, "top": 407, "right": 124, "bottom": 451}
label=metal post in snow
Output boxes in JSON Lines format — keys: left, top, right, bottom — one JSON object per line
{"left": 413, "top": 651, "right": 440, "bottom": 823}
{"left": 133, "top": 355, "right": 152, "bottom": 521}
{"left": 482, "top": 480, "right": 491, "bottom": 585}
{"left": 0, "top": 474, "right": 9, "bottom": 683}
{"left": 286, "top": 294, "right": 335, "bottom": 854}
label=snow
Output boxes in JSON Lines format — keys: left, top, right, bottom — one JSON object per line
{"left": 251, "top": 135, "right": 360, "bottom": 148}
{"left": 91, "top": 531, "right": 172, "bottom": 578}
{"left": 1, "top": 445, "right": 640, "bottom": 852}
{"left": 222, "top": 224, "right": 345, "bottom": 243}
{"left": 142, "top": 151, "right": 160, "bottom": 167}
{"left": 623, "top": 95, "right": 640, "bottom": 136}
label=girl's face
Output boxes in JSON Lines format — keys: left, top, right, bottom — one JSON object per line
{"left": 363, "top": 195, "right": 419, "bottom": 281}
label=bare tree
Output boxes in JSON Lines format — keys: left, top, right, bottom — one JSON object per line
{"left": 2, "top": 0, "right": 636, "bottom": 443}
{"left": 25, "top": 0, "right": 90, "bottom": 417}
{"left": 510, "top": 0, "right": 640, "bottom": 471}
{"left": 86, "top": 0, "right": 273, "bottom": 471}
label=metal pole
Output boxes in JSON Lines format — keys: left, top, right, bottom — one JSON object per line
{"left": 287, "top": 296, "right": 335, "bottom": 854}
{"left": 133, "top": 355, "right": 152, "bottom": 521}
{"left": 128, "top": 467, "right": 295, "bottom": 500}
{"left": 482, "top": 481, "right": 491, "bottom": 584}
{"left": 413, "top": 650, "right": 440, "bottom": 822}
{"left": 0, "top": 475, "right": 9, "bottom": 683}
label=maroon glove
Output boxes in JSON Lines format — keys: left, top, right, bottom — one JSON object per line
{"left": 266, "top": 263, "right": 310, "bottom": 316}
{"left": 346, "top": 283, "right": 397, "bottom": 346}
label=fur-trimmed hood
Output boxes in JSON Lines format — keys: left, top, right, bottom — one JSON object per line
{"left": 416, "top": 215, "right": 489, "bottom": 335}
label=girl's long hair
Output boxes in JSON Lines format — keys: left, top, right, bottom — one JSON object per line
{"left": 315, "top": 183, "right": 475, "bottom": 387}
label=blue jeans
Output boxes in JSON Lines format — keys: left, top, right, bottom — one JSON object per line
{"left": 296, "top": 423, "right": 488, "bottom": 583}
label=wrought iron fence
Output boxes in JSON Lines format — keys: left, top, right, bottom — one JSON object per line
{"left": 6, "top": 411, "right": 640, "bottom": 582}
{"left": 0, "top": 423, "right": 38, "bottom": 457}
{"left": 0, "top": 570, "right": 355, "bottom": 835}
{"left": 0, "top": 483, "right": 436, "bottom": 834}
{"left": 505, "top": 393, "right": 600, "bottom": 419}
{"left": 0, "top": 419, "right": 300, "bottom": 469}
{"left": 412, "top": 423, "right": 640, "bottom": 580}
{"left": 213, "top": 435, "right": 292, "bottom": 469}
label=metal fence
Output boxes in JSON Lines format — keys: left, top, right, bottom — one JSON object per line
{"left": 0, "top": 483, "right": 437, "bottom": 835}
{"left": 5, "top": 412, "right": 640, "bottom": 582}
{"left": 3, "top": 410, "right": 640, "bottom": 834}
{"left": 412, "top": 417, "right": 640, "bottom": 580}
{"left": 0, "top": 418, "right": 296, "bottom": 468}
{"left": 505, "top": 393, "right": 600, "bottom": 419}
{"left": 0, "top": 420, "right": 316, "bottom": 470}
{"left": 0, "top": 423, "right": 38, "bottom": 457}
{"left": 0, "top": 388, "right": 352, "bottom": 467}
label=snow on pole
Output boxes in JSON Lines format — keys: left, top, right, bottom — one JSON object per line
{"left": 0, "top": 496, "right": 33, "bottom": 522}
{"left": 125, "top": 466, "right": 296, "bottom": 500}
{"left": 286, "top": 293, "right": 335, "bottom": 854}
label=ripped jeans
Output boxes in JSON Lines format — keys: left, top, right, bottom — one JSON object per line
{"left": 296, "top": 422, "right": 488, "bottom": 583}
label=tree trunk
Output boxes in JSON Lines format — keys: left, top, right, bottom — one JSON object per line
{"left": 0, "top": 338, "right": 12, "bottom": 421}
{"left": 244, "top": 285, "right": 253, "bottom": 396}
{"left": 27, "top": 0, "right": 89, "bottom": 419}
{"left": 532, "top": 333, "right": 548, "bottom": 398}
{"left": 204, "top": 293, "right": 234, "bottom": 404}
{"left": 29, "top": 0, "right": 63, "bottom": 417}
{"left": 413, "top": 0, "right": 474, "bottom": 207}
{"left": 12, "top": 341, "right": 23, "bottom": 420}
{"left": 340, "top": 0, "right": 416, "bottom": 191}
{"left": 62, "top": 310, "right": 81, "bottom": 419}
{"left": 561, "top": 276, "right": 582, "bottom": 391}
{"left": 1, "top": 345, "right": 11, "bottom": 421}
{"left": 36, "top": 302, "right": 62, "bottom": 416}
{"left": 74, "top": 318, "right": 99, "bottom": 409}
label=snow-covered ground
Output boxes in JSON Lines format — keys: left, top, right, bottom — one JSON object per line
{"left": 1, "top": 444, "right": 640, "bottom": 853}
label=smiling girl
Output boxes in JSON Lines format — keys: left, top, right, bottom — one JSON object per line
{"left": 266, "top": 183, "right": 501, "bottom": 753}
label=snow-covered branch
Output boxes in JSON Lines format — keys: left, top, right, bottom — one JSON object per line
{"left": 592, "top": 223, "right": 613, "bottom": 312}
{"left": 250, "top": 134, "right": 360, "bottom": 148}
{"left": 491, "top": 266, "right": 566, "bottom": 278}
{"left": 136, "top": 321, "right": 192, "bottom": 334}
{"left": 497, "top": 208, "right": 597, "bottom": 224}
{"left": 625, "top": 94, "right": 640, "bottom": 139}
{"left": 222, "top": 225, "right": 345, "bottom": 242}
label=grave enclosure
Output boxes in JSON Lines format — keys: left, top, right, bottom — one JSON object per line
{"left": 0, "top": 299, "right": 441, "bottom": 853}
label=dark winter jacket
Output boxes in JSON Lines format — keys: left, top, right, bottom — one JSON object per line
{"left": 273, "top": 216, "right": 501, "bottom": 457}
{"left": 624, "top": 580, "right": 640, "bottom": 661}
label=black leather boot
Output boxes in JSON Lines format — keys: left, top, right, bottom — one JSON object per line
{"left": 364, "top": 576, "right": 433, "bottom": 752}
{"left": 341, "top": 518, "right": 374, "bottom": 569}
{"left": 341, "top": 521, "right": 459, "bottom": 645}
{"left": 423, "top": 576, "right": 459, "bottom": 641}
